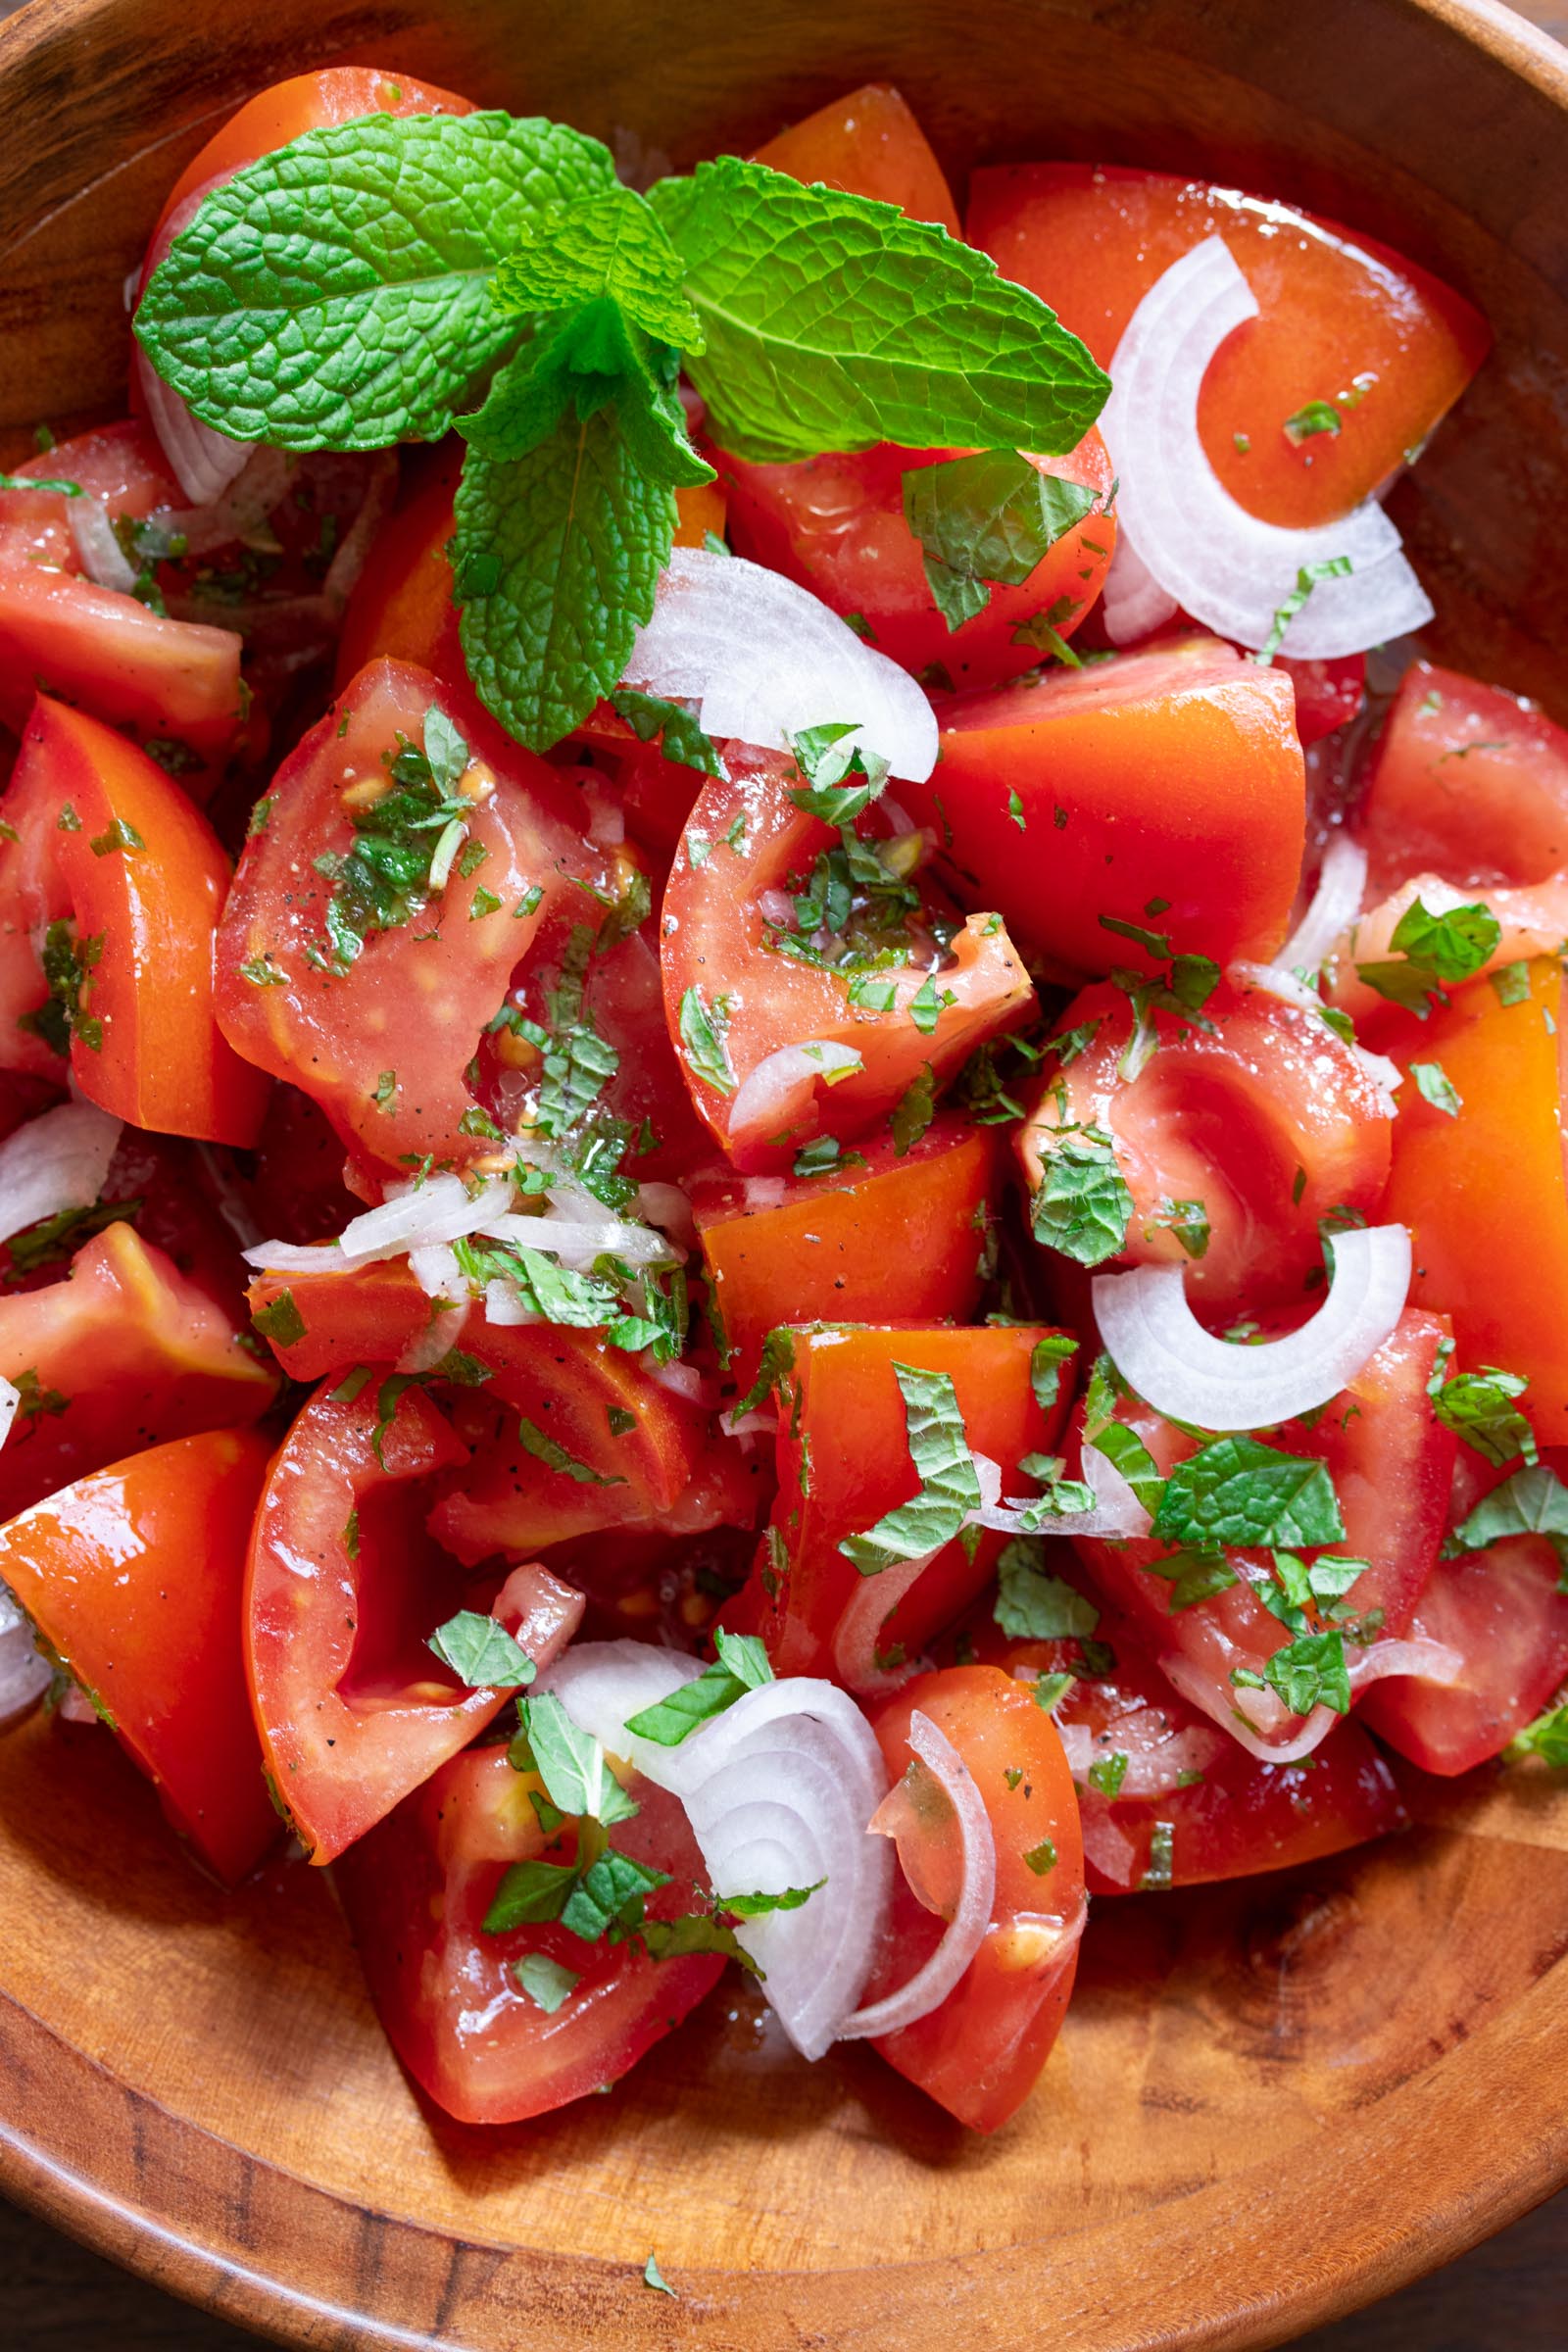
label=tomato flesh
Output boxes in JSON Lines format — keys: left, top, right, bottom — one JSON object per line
{"left": 754, "top": 82, "right": 959, "bottom": 231}
{"left": 1355, "top": 660, "right": 1568, "bottom": 897}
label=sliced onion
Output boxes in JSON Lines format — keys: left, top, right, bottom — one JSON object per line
{"left": 0, "top": 1581, "right": 49, "bottom": 1731}
{"left": 635, "top": 1182, "right": 696, "bottom": 1250}
{"left": 1347, "top": 1635, "right": 1463, "bottom": 1692}
{"left": 396, "top": 1298, "right": 469, "bottom": 1374}
{"left": 537, "top": 1639, "right": 705, "bottom": 1781}
{"left": 1100, "top": 531, "right": 1178, "bottom": 646}
{"left": 407, "top": 1241, "right": 463, "bottom": 1300}
{"left": 838, "top": 1710, "right": 995, "bottom": 2041}
{"left": 0, "top": 1102, "right": 122, "bottom": 1249}
{"left": 70, "top": 499, "right": 137, "bottom": 593}
{"left": 642, "top": 1358, "right": 718, "bottom": 1408}
{"left": 1100, "top": 238, "right": 1434, "bottom": 659}
{"left": 1158, "top": 1647, "right": 1337, "bottom": 1763}
{"left": 729, "top": 1040, "right": 863, "bottom": 1148}
{"left": 137, "top": 352, "right": 251, "bottom": 508}
{"left": 1094, "top": 1223, "right": 1412, "bottom": 1430}
{"left": 142, "top": 445, "right": 298, "bottom": 559}
{"left": 623, "top": 548, "right": 939, "bottom": 781}
{"left": 478, "top": 1208, "right": 680, "bottom": 1272}
{"left": 245, "top": 1173, "right": 514, "bottom": 1273}
{"left": 321, "top": 452, "right": 398, "bottom": 613}
{"left": 0, "top": 1378, "right": 18, "bottom": 1451}
{"left": 967, "top": 1446, "right": 1152, "bottom": 1542}
{"left": 832, "top": 1551, "right": 935, "bottom": 1697}
{"left": 1273, "top": 831, "right": 1369, "bottom": 977}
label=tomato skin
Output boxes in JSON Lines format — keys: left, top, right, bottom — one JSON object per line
{"left": 0, "top": 1223, "right": 274, "bottom": 1521}
{"left": 1018, "top": 974, "right": 1392, "bottom": 1309}
{"left": 215, "top": 658, "right": 609, "bottom": 1173}
{"left": 1070, "top": 1310, "right": 1456, "bottom": 1749}
{"left": 1358, "top": 1453, "right": 1568, "bottom": 1775}
{"left": 1282, "top": 653, "right": 1365, "bottom": 747}
{"left": 1, "top": 697, "right": 269, "bottom": 1143}
{"left": 242, "top": 1082, "right": 360, "bottom": 1249}
{"left": 952, "top": 1615, "right": 1403, "bottom": 1892}
{"left": 1385, "top": 959, "right": 1568, "bottom": 1440}
{"left": 0, "top": 565, "right": 243, "bottom": 769}
{"left": 903, "top": 639, "right": 1304, "bottom": 978}
{"left": 335, "top": 1745, "right": 724, "bottom": 2124}
{"left": 692, "top": 1115, "right": 999, "bottom": 1392}
{"left": 245, "top": 1377, "right": 584, "bottom": 1864}
{"left": 247, "top": 1259, "right": 432, "bottom": 1381}
{"left": 716, "top": 434, "right": 1115, "bottom": 693}
{"left": 0, "top": 1426, "right": 279, "bottom": 1882}
{"left": 0, "top": 420, "right": 177, "bottom": 572}
{"left": 867, "top": 1666, "right": 1084, "bottom": 2132}
{"left": 754, "top": 82, "right": 959, "bottom": 231}
{"left": 661, "top": 746, "right": 1034, "bottom": 1170}
{"left": 1355, "top": 661, "right": 1568, "bottom": 897}
{"left": 966, "top": 164, "right": 1489, "bottom": 528}
{"left": 729, "top": 1323, "right": 1070, "bottom": 1682}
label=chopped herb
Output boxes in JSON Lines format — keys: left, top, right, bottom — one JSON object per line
{"left": 840, "top": 1362, "right": 982, "bottom": 1575}
{"left": 1152, "top": 1436, "right": 1346, "bottom": 1551}
{"left": 514, "top": 1953, "right": 580, "bottom": 2012}
{"left": 889, "top": 1062, "right": 937, "bottom": 1156}
{"left": 1253, "top": 555, "right": 1353, "bottom": 665}
{"left": 994, "top": 1535, "right": 1100, "bottom": 1639}
{"left": 428, "top": 1609, "right": 537, "bottom": 1689}
{"left": 678, "top": 984, "right": 735, "bottom": 1094}
{"left": 517, "top": 1413, "right": 626, "bottom": 1486}
{"left": 1429, "top": 1362, "right": 1537, "bottom": 1468}
{"left": 252, "top": 1290, "right": 307, "bottom": 1348}
{"left": 1283, "top": 400, "right": 1343, "bottom": 444}
{"left": 1030, "top": 1125, "right": 1133, "bottom": 1267}
{"left": 643, "top": 2255, "right": 678, "bottom": 2298}
{"left": 624, "top": 1629, "right": 773, "bottom": 1745}
{"left": 88, "top": 817, "right": 146, "bottom": 858}
{"left": 1087, "top": 1752, "right": 1128, "bottom": 1798}
{"left": 1142, "top": 1821, "right": 1175, "bottom": 1889}
{"left": 1491, "top": 960, "right": 1532, "bottom": 1007}
{"left": 1029, "top": 1333, "right": 1079, "bottom": 1412}
{"left": 1023, "top": 1839, "right": 1057, "bottom": 1876}
{"left": 611, "top": 686, "right": 725, "bottom": 776}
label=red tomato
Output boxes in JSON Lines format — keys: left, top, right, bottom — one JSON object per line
{"left": 0, "top": 1427, "right": 279, "bottom": 1883}
{"left": 693, "top": 1114, "right": 999, "bottom": 1392}
{"left": 728, "top": 1323, "right": 1071, "bottom": 1682}
{"left": 1281, "top": 653, "right": 1366, "bottom": 747}
{"left": 716, "top": 435, "right": 1115, "bottom": 693}
{"left": 215, "top": 658, "right": 612, "bottom": 1174}
{"left": 0, "top": 420, "right": 178, "bottom": 570}
{"left": 966, "top": 164, "right": 1489, "bottom": 528}
{"left": 335, "top": 1744, "right": 724, "bottom": 2123}
{"left": 0, "top": 696, "right": 270, "bottom": 1143}
{"left": 247, "top": 1259, "right": 432, "bottom": 1381}
{"left": 241, "top": 1082, "right": 360, "bottom": 1249}
{"left": 245, "top": 1375, "right": 585, "bottom": 1864}
{"left": 0, "top": 1223, "right": 274, "bottom": 1521}
{"left": 1355, "top": 660, "right": 1568, "bottom": 897}
{"left": 1017, "top": 972, "right": 1392, "bottom": 1308}
{"left": 866, "top": 1666, "right": 1084, "bottom": 2132}
{"left": 1385, "top": 959, "right": 1568, "bottom": 1440}
{"left": 1, "top": 1122, "right": 252, "bottom": 1320}
{"left": 901, "top": 639, "right": 1304, "bottom": 978}
{"left": 948, "top": 1613, "right": 1403, "bottom": 1893}
{"left": 661, "top": 745, "right": 1034, "bottom": 1170}
{"left": 0, "top": 565, "right": 242, "bottom": 769}
{"left": 1070, "top": 1310, "right": 1456, "bottom": 1749}
{"left": 1359, "top": 1451, "right": 1568, "bottom": 1775}
{"left": 754, "top": 82, "right": 960, "bottom": 231}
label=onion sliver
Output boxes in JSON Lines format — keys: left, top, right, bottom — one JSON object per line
{"left": 623, "top": 548, "right": 939, "bottom": 781}
{"left": 838, "top": 1711, "right": 995, "bottom": 2042}
{"left": 1273, "top": 831, "right": 1369, "bottom": 977}
{"left": 729, "top": 1040, "right": 863, "bottom": 1150}
{"left": 1228, "top": 958, "right": 1401, "bottom": 1115}
{"left": 538, "top": 1640, "right": 706, "bottom": 1783}
{"left": 1100, "top": 532, "right": 1178, "bottom": 647}
{"left": 1100, "top": 238, "right": 1433, "bottom": 659}
{"left": 142, "top": 445, "right": 298, "bottom": 559}
{"left": 246, "top": 1173, "right": 515, "bottom": 1274}
{"left": 70, "top": 499, "right": 138, "bottom": 593}
{"left": 1093, "top": 1224, "right": 1412, "bottom": 1430}
{"left": 0, "top": 1580, "right": 49, "bottom": 1731}
{"left": 0, "top": 1102, "right": 122, "bottom": 1249}
{"left": 832, "top": 1550, "right": 934, "bottom": 1697}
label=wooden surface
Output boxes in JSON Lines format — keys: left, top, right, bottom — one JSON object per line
{"left": 4, "top": 0, "right": 1568, "bottom": 2347}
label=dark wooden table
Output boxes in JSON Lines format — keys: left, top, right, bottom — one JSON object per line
{"left": 3, "top": 0, "right": 1567, "bottom": 2340}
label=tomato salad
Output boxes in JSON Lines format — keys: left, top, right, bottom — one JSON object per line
{"left": 0, "top": 71, "right": 1561, "bottom": 2142}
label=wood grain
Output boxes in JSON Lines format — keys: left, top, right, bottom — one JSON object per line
{"left": 2, "top": 1, "right": 1568, "bottom": 2346}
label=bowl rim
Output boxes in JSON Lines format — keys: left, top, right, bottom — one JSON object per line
{"left": 1, "top": 0, "right": 1568, "bottom": 2344}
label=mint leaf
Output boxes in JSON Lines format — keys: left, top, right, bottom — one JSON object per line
{"left": 454, "top": 405, "right": 673, "bottom": 751}
{"left": 136, "top": 114, "right": 616, "bottom": 448}
{"left": 427, "top": 1609, "right": 537, "bottom": 1689}
{"left": 1358, "top": 896, "right": 1500, "bottom": 1017}
{"left": 461, "top": 299, "right": 711, "bottom": 489}
{"left": 493, "top": 191, "right": 702, "bottom": 346}
{"left": 1029, "top": 1333, "right": 1079, "bottom": 1413}
{"left": 1508, "top": 1701, "right": 1568, "bottom": 1767}
{"left": 839, "top": 1362, "right": 982, "bottom": 1574}
{"left": 610, "top": 688, "right": 724, "bottom": 776}
{"left": 677, "top": 984, "right": 735, "bottom": 1094}
{"left": 1254, "top": 555, "right": 1353, "bottom": 666}
{"left": 1081, "top": 1355, "right": 1167, "bottom": 1512}
{"left": 516, "top": 1413, "right": 626, "bottom": 1487}
{"left": 514, "top": 1953, "right": 579, "bottom": 2011}
{"left": 623, "top": 1629, "right": 773, "bottom": 1746}
{"left": 1447, "top": 1461, "right": 1568, "bottom": 1577}
{"left": 514, "top": 1690, "right": 639, "bottom": 1826}
{"left": 1258, "top": 1627, "right": 1350, "bottom": 1716}
{"left": 890, "top": 1063, "right": 937, "bottom": 1156}
{"left": 903, "top": 450, "right": 1099, "bottom": 635}
{"left": 1145, "top": 1548, "right": 1241, "bottom": 1611}
{"left": 561, "top": 1847, "right": 670, "bottom": 1941}
{"left": 1153, "top": 1436, "right": 1346, "bottom": 1550}
{"left": 923, "top": 559, "right": 990, "bottom": 631}
{"left": 482, "top": 1857, "right": 578, "bottom": 1932}
{"left": 993, "top": 1535, "right": 1100, "bottom": 1640}
{"left": 1029, "top": 1125, "right": 1133, "bottom": 1266}
{"left": 719, "top": 1881, "right": 823, "bottom": 1916}
{"left": 1430, "top": 1365, "right": 1537, "bottom": 1469}
{"left": 649, "top": 158, "right": 1108, "bottom": 462}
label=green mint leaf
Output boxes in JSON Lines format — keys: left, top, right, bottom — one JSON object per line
{"left": 136, "top": 114, "right": 617, "bottom": 448}
{"left": 455, "top": 404, "right": 674, "bottom": 752}
{"left": 1030, "top": 1125, "right": 1133, "bottom": 1266}
{"left": 1029, "top": 1333, "right": 1079, "bottom": 1413}
{"left": 624, "top": 1631, "right": 772, "bottom": 1746}
{"left": 993, "top": 1535, "right": 1100, "bottom": 1640}
{"left": 1259, "top": 1628, "right": 1350, "bottom": 1716}
{"left": 1508, "top": 1701, "right": 1568, "bottom": 1768}
{"left": 1144, "top": 1547, "right": 1240, "bottom": 1611}
{"left": 1447, "top": 1460, "right": 1568, "bottom": 1576}
{"left": 1358, "top": 897, "right": 1500, "bottom": 1017}
{"left": 1492, "top": 960, "right": 1532, "bottom": 1007}
{"left": 718, "top": 1880, "right": 823, "bottom": 1917}
{"left": 1283, "top": 400, "right": 1343, "bottom": 444}
{"left": 252, "top": 1290, "right": 306, "bottom": 1348}
{"left": 562, "top": 1846, "right": 669, "bottom": 1941}
{"left": 1430, "top": 1366, "right": 1537, "bottom": 1469}
{"left": 515, "top": 1690, "right": 640, "bottom": 1825}
{"left": 514, "top": 1952, "right": 580, "bottom": 2011}
{"left": 649, "top": 158, "right": 1108, "bottom": 462}
{"left": 903, "top": 451, "right": 1099, "bottom": 606}
{"left": 677, "top": 984, "right": 735, "bottom": 1094}
{"left": 461, "top": 296, "right": 711, "bottom": 489}
{"left": 1146, "top": 1195, "right": 1211, "bottom": 1259}
{"left": 482, "top": 1857, "right": 577, "bottom": 1933}
{"left": 1253, "top": 555, "right": 1353, "bottom": 666}
{"left": 0, "top": 469, "right": 81, "bottom": 495}
{"left": 839, "top": 1361, "right": 982, "bottom": 1574}
{"left": 610, "top": 688, "right": 724, "bottom": 776}
{"left": 516, "top": 1413, "right": 626, "bottom": 1487}
{"left": 631, "top": 1909, "right": 761, "bottom": 1975}
{"left": 428, "top": 1609, "right": 537, "bottom": 1689}
{"left": 1153, "top": 1435, "right": 1346, "bottom": 1550}
{"left": 1087, "top": 1752, "right": 1129, "bottom": 1797}
{"left": 493, "top": 190, "right": 702, "bottom": 346}
{"left": 923, "top": 555, "right": 991, "bottom": 631}
{"left": 733, "top": 1326, "right": 796, "bottom": 1419}
{"left": 788, "top": 721, "right": 891, "bottom": 821}
{"left": 643, "top": 2256, "right": 679, "bottom": 2298}
{"left": 890, "top": 1062, "right": 937, "bottom": 1156}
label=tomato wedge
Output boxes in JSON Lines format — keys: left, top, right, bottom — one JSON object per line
{"left": 1355, "top": 660, "right": 1568, "bottom": 896}
{"left": 1019, "top": 972, "right": 1391, "bottom": 1308}
{"left": 728, "top": 1322, "right": 1071, "bottom": 1682}
{"left": 866, "top": 1665, "right": 1084, "bottom": 2132}
{"left": 966, "top": 163, "right": 1489, "bottom": 527}
{"left": 0, "top": 696, "right": 270, "bottom": 1143}
{"left": 693, "top": 1114, "right": 999, "bottom": 1391}
{"left": 754, "top": 82, "right": 959, "bottom": 231}
{"left": 335, "top": 1745, "right": 724, "bottom": 2123}
{"left": 661, "top": 745, "right": 1033, "bottom": 1170}
{"left": 244, "top": 1374, "right": 584, "bottom": 1863}
{"left": 0, "top": 1223, "right": 274, "bottom": 1521}
{"left": 0, "top": 566, "right": 243, "bottom": 770}
{"left": 902, "top": 639, "right": 1304, "bottom": 977}
{"left": 0, "top": 1427, "right": 279, "bottom": 1883}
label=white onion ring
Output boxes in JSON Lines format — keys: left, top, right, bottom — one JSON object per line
{"left": 407, "top": 1241, "right": 463, "bottom": 1300}
{"left": 729, "top": 1040, "right": 863, "bottom": 1150}
{"left": 838, "top": 1710, "right": 996, "bottom": 2041}
{"left": 624, "top": 548, "right": 939, "bottom": 781}
{"left": 832, "top": 1551, "right": 935, "bottom": 1697}
{"left": 1093, "top": 1224, "right": 1412, "bottom": 1430}
{"left": 0, "top": 1102, "right": 122, "bottom": 1248}
{"left": 1100, "top": 238, "right": 1434, "bottom": 659}
{"left": 1100, "top": 532, "right": 1178, "bottom": 646}
{"left": 1348, "top": 1635, "right": 1463, "bottom": 1692}
{"left": 0, "top": 1581, "right": 49, "bottom": 1731}
{"left": 1274, "top": 832, "right": 1369, "bottom": 977}
{"left": 69, "top": 499, "right": 137, "bottom": 593}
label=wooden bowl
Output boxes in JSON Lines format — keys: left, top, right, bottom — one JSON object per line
{"left": 3, "top": 1, "right": 1568, "bottom": 2344}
